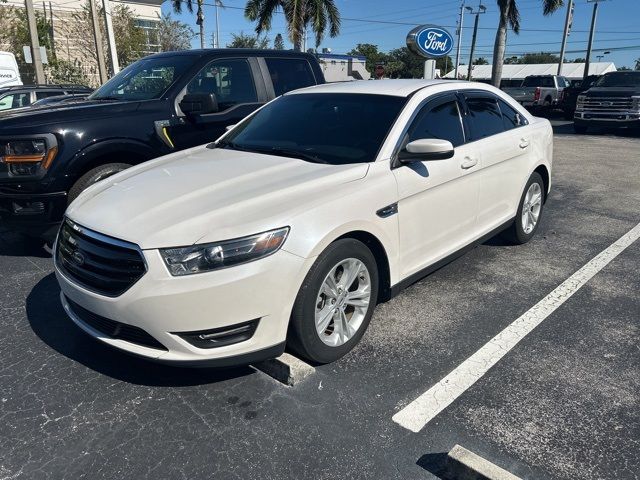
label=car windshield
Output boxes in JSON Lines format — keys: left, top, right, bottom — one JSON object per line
{"left": 220, "top": 93, "right": 407, "bottom": 165}
{"left": 594, "top": 72, "right": 640, "bottom": 88}
{"left": 89, "top": 56, "right": 193, "bottom": 101}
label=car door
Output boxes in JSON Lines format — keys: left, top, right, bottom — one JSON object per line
{"left": 393, "top": 93, "right": 481, "bottom": 279}
{"left": 167, "top": 57, "right": 267, "bottom": 150}
{"left": 461, "top": 92, "right": 532, "bottom": 232}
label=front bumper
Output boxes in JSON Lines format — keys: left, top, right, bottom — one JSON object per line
{"left": 574, "top": 110, "right": 640, "bottom": 128}
{"left": 56, "top": 246, "right": 313, "bottom": 366}
{"left": 0, "top": 189, "right": 67, "bottom": 239}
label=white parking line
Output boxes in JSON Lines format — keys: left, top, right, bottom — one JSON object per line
{"left": 393, "top": 222, "right": 640, "bottom": 433}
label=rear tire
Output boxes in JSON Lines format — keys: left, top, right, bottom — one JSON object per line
{"left": 504, "top": 172, "right": 545, "bottom": 245}
{"left": 288, "top": 239, "right": 379, "bottom": 364}
{"left": 68, "top": 163, "right": 131, "bottom": 204}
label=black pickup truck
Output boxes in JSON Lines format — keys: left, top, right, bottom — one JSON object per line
{"left": 0, "top": 49, "right": 325, "bottom": 240}
{"left": 574, "top": 71, "right": 640, "bottom": 134}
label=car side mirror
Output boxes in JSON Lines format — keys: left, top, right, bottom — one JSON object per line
{"left": 179, "top": 93, "right": 219, "bottom": 117}
{"left": 398, "top": 139, "right": 455, "bottom": 163}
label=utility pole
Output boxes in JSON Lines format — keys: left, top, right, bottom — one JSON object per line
{"left": 214, "top": 0, "right": 220, "bottom": 48}
{"left": 89, "top": 0, "right": 108, "bottom": 83}
{"left": 557, "top": 0, "right": 574, "bottom": 75}
{"left": 25, "top": 0, "right": 45, "bottom": 84}
{"left": 196, "top": 0, "right": 204, "bottom": 49}
{"left": 466, "top": 3, "right": 486, "bottom": 81}
{"left": 584, "top": 0, "right": 605, "bottom": 81}
{"left": 454, "top": 1, "right": 464, "bottom": 79}
{"left": 102, "top": 0, "right": 119, "bottom": 75}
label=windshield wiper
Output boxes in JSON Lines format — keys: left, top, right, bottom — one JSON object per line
{"left": 257, "top": 147, "right": 328, "bottom": 164}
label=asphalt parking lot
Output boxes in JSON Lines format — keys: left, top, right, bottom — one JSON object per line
{"left": 1, "top": 123, "right": 638, "bottom": 479}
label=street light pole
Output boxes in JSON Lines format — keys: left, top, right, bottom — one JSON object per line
{"left": 102, "top": 0, "right": 119, "bottom": 75}
{"left": 89, "top": 0, "right": 108, "bottom": 83}
{"left": 466, "top": 3, "right": 486, "bottom": 81}
{"left": 454, "top": 1, "right": 465, "bottom": 79}
{"left": 557, "top": 0, "right": 574, "bottom": 75}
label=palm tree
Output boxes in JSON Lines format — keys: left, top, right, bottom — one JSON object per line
{"left": 171, "top": 0, "right": 212, "bottom": 49}
{"left": 491, "top": 0, "right": 564, "bottom": 87}
{"left": 244, "top": 0, "right": 340, "bottom": 52}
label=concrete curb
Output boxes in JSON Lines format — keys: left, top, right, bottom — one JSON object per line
{"left": 445, "top": 445, "right": 522, "bottom": 480}
{"left": 253, "top": 353, "right": 315, "bottom": 386}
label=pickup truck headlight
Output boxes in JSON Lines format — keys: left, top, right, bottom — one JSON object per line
{"left": 0, "top": 135, "right": 58, "bottom": 174}
{"left": 160, "top": 227, "right": 290, "bottom": 276}
{"left": 576, "top": 94, "right": 586, "bottom": 108}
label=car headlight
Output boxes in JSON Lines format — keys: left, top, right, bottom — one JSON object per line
{"left": 576, "top": 94, "right": 586, "bottom": 107}
{"left": 0, "top": 134, "right": 58, "bottom": 175}
{"left": 160, "top": 227, "right": 290, "bottom": 276}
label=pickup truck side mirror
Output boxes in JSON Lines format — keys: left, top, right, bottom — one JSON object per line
{"left": 398, "top": 139, "right": 455, "bottom": 163}
{"left": 179, "top": 93, "right": 219, "bottom": 117}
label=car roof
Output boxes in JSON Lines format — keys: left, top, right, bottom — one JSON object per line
{"left": 287, "top": 79, "right": 470, "bottom": 97}
{"left": 146, "top": 48, "right": 318, "bottom": 61}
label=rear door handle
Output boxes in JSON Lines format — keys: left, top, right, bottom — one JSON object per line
{"left": 519, "top": 138, "right": 530, "bottom": 149}
{"left": 461, "top": 157, "right": 477, "bottom": 169}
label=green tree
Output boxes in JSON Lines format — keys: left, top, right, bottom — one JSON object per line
{"left": 171, "top": 0, "right": 209, "bottom": 49}
{"left": 274, "top": 33, "right": 285, "bottom": 50}
{"left": 47, "top": 59, "right": 89, "bottom": 84}
{"left": 491, "top": 0, "right": 564, "bottom": 87}
{"left": 156, "top": 12, "right": 195, "bottom": 51}
{"left": 244, "top": 0, "right": 340, "bottom": 51}
{"left": 226, "top": 31, "right": 269, "bottom": 48}
{"left": 517, "top": 52, "right": 560, "bottom": 64}
{"left": 473, "top": 57, "right": 489, "bottom": 65}
{"left": 347, "top": 44, "right": 388, "bottom": 76}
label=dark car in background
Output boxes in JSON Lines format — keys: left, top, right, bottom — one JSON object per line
{"left": 574, "top": 71, "right": 640, "bottom": 134}
{"left": 0, "top": 49, "right": 325, "bottom": 241}
{"left": 560, "top": 75, "right": 600, "bottom": 119}
{"left": 0, "top": 84, "right": 92, "bottom": 112}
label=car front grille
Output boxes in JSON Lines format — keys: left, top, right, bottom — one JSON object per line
{"left": 578, "top": 96, "right": 634, "bottom": 112}
{"left": 65, "top": 296, "right": 167, "bottom": 351}
{"left": 55, "top": 219, "right": 146, "bottom": 297}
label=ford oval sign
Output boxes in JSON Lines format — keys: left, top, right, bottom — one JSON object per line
{"left": 406, "top": 25, "right": 454, "bottom": 58}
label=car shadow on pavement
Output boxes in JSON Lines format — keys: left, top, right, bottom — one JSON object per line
{"left": 416, "top": 452, "right": 449, "bottom": 479}
{"left": 0, "top": 230, "right": 52, "bottom": 258}
{"left": 26, "top": 273, "right": 254, "bottom": 387}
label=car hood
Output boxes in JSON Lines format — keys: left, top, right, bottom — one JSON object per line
{"left": 0, "top": 99, "right": 141, "bottom": 129}
{"left": 584, "top": 87, "right": 640, "bottom": 97}
{"left": 66, "top": 146, "right": 370, "bottom": 249}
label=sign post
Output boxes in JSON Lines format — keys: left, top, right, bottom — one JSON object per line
{"left": 406, "top": 25, "right": 454, "bottom": 78}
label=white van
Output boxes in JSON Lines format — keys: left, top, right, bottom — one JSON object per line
{"left": 0, "top": 51, "right": 22, "bottom": 87}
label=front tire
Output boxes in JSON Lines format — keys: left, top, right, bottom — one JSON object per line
{"left": 504, "top": 172, "right": 545, "bottom": 245}
{"left": 68, "top": 163, "right": 131, "bottom": 204}
{"left": 288, "top": 239, "right": 379, "bottom": 364}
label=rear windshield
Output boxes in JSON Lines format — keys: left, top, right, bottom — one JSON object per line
{"left": 523, "top": 77, "right": 555, "bottom": 87}
{"left": 594, "top": 72, "right": 640, "bottom": 88}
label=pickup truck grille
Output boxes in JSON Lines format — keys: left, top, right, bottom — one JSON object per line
{"left": 578, "top": 96, "right": 633, "bottom": 112}
{"left": 55, "top": 219, "right": 146, "bottom": 297}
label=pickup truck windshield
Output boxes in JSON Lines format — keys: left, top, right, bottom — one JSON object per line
{"left": 594, "top": 72, "right": 640, "bottom": 88}
{"left": 90, "top": 56, "right": 193, "bottom": 101}
{"left": 220, "top": 93, "right": 406, "bottom": 165}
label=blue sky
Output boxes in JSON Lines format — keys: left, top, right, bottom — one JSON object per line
{"left": 162, "top": 0, "right": 640, "bottom": 69}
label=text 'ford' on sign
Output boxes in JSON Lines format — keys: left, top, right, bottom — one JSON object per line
{"left": 406, "top": 25, "right": 454, "bottom": 58}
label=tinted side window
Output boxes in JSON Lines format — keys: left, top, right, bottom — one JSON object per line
{"left": 0, "top": 92, "right": 31, "bottom": 110}
{"left": 498, "top": 99, "right": 527, "bottom": 130}
{"left": 265, "top": 58, "right": 316, "bottom": 96}
{"left": 36, "top": 91, "right": 64, "bottom": 100}
{"left": 465, "top": 96, "right": 505, "bottom": 141}
{"left": 408, "top": 100, "right": 464, "bottom": 147}
{"left": 187, "top": 58, "right": 257, "bottom": 110}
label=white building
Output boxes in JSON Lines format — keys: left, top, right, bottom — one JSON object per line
{"left": 317, "top": 53, "right": 371, "bottom": 82}
{"left": 1, "top": 0, "right": 162, "bottom": 84}
{"left": 444, "top": 62, "right": 617, "bottom": 81}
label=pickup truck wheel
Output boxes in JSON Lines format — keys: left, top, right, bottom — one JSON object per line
{"left": 573, "top": 124, "right": 588, "bottom": 134}
{"left": 288, "top": 239, "right": 379, "bottom": 364}
{"left": 504, "top": 172, "right": 545, "bottom": 245}
{"left": 68, "top": 163, "right": 131, "bottom": 204}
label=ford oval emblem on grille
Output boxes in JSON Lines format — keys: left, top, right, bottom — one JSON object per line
{"left": 72, "top": 251, "right": 85, "bottom": 266}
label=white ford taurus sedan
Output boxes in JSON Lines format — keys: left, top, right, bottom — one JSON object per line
{"left": 54, "top": 80, "right": 552, "bottom": 366}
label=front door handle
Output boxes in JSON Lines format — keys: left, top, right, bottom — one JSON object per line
{"left": 461, "top": 157, "right": 477, "bottom": 169}
{"left": 519, "top": 138, "right": 530, "bottom": 149}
